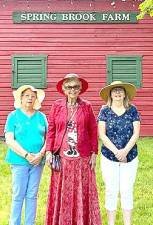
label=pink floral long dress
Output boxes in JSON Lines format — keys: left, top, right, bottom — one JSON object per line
{"left": 45, "top": 107, "right": 102, "bottom": 225}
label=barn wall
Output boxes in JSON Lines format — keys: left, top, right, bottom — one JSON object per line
{"left": 0, "top": 0, "right": 153, "bottom": 136}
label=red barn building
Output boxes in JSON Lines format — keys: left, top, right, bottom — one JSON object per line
{"left": 0, "top": 0, "right": 153, "bottom": 137}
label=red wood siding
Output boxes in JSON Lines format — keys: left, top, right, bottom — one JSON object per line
{"left": 0, "top": 0, "right": 153, "bottom": 136}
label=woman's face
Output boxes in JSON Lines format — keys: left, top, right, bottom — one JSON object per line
{"left": 63, "top": 79, "right": 81, "bottom": 100}
{"left": 21, "top": 88, "right": 37, "bottom": 109}
{"left": 111, "top": 87, "right": 125, "bottom": 102}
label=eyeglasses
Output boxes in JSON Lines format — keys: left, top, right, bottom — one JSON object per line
{"left": 64, "top": 85, "right": 80, "bottom": 90}
{"left": 22, "top": 94, "right": 36, "bottom": 99}
{"left": 111, "top": 87, "right": 125, "bottom": 93}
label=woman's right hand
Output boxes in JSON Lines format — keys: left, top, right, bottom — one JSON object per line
{"left": 26, "top": 153, "right": 36, "bottom": 164}
{"left": 45, "top": 151, "right": 52, "bottom": 167}
{"left": 115, "top": 148, "right": 128, "bottom": 162}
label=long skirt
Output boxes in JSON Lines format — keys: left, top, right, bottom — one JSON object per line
{"left": 45, "top": 157, "right": 102, "bottom": 225}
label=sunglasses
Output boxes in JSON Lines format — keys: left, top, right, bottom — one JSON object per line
{"left": 64, "top": 85, "right": 80, "bottom": 90}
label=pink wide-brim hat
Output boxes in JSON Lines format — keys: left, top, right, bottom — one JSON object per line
{"left": 56, "top": 73, "right": 88, "bottom": 95}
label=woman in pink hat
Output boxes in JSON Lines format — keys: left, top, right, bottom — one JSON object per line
{"left": 98, "top": 81, "right": 140, "bottom": 225}
{"left": 45, "top": 73, "right": 102, "bottom": 225}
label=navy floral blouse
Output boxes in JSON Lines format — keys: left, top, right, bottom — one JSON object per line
{"left": 98, "top": 105, "right": 140, "bottom": 162}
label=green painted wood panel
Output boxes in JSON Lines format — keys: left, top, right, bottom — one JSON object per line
{"left": 12, "top": 55, "right": 47, "bottom": 89}
{"left": 13, "top": 11, "right": 138, "bottom": 24}
{"left": 107, "top": 56, "right": 142, "bottom": 87}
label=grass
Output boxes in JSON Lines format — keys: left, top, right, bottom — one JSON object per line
{"left": 0, "top": 137, "right": 153, "bottom": 225}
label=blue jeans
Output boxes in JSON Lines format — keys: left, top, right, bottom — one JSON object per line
{"left": 10, "top": 164, "right": 43, "bottom": 225}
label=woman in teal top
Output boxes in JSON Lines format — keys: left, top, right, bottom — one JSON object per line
{"left": 4, "top": 85, "right": 48, "bottom": 225}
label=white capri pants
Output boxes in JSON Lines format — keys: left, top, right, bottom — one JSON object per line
{"left": 101, "top": 155, "right": 138, "bottom": 211}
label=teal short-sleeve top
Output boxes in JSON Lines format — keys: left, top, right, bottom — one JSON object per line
{"left": 4, "top": 108, "right": 48, "bottom": 165}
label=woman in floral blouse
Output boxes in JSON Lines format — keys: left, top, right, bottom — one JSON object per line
{"left": 98, "top": 81, "right": 140, "bottom": 225}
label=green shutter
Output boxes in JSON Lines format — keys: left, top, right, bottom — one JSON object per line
{"left": 12, "top": 55, "right": 47, "bottom": 88}
{"left": 107, "top": 56, "right": 142, "bottom": 87}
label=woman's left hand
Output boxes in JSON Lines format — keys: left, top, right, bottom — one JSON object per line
{"left": 30, "top": 153, "right": 43, "bottom": 165}
{"left": 115, "top": 148, "right": 128, "bottom": 162}
{"left": 89, "top": 152, "right": 97, "bottom": 170}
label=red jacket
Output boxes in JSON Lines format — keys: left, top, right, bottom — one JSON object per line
{"left": 46, "top": 97, "right": 98, "bottom": 157}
